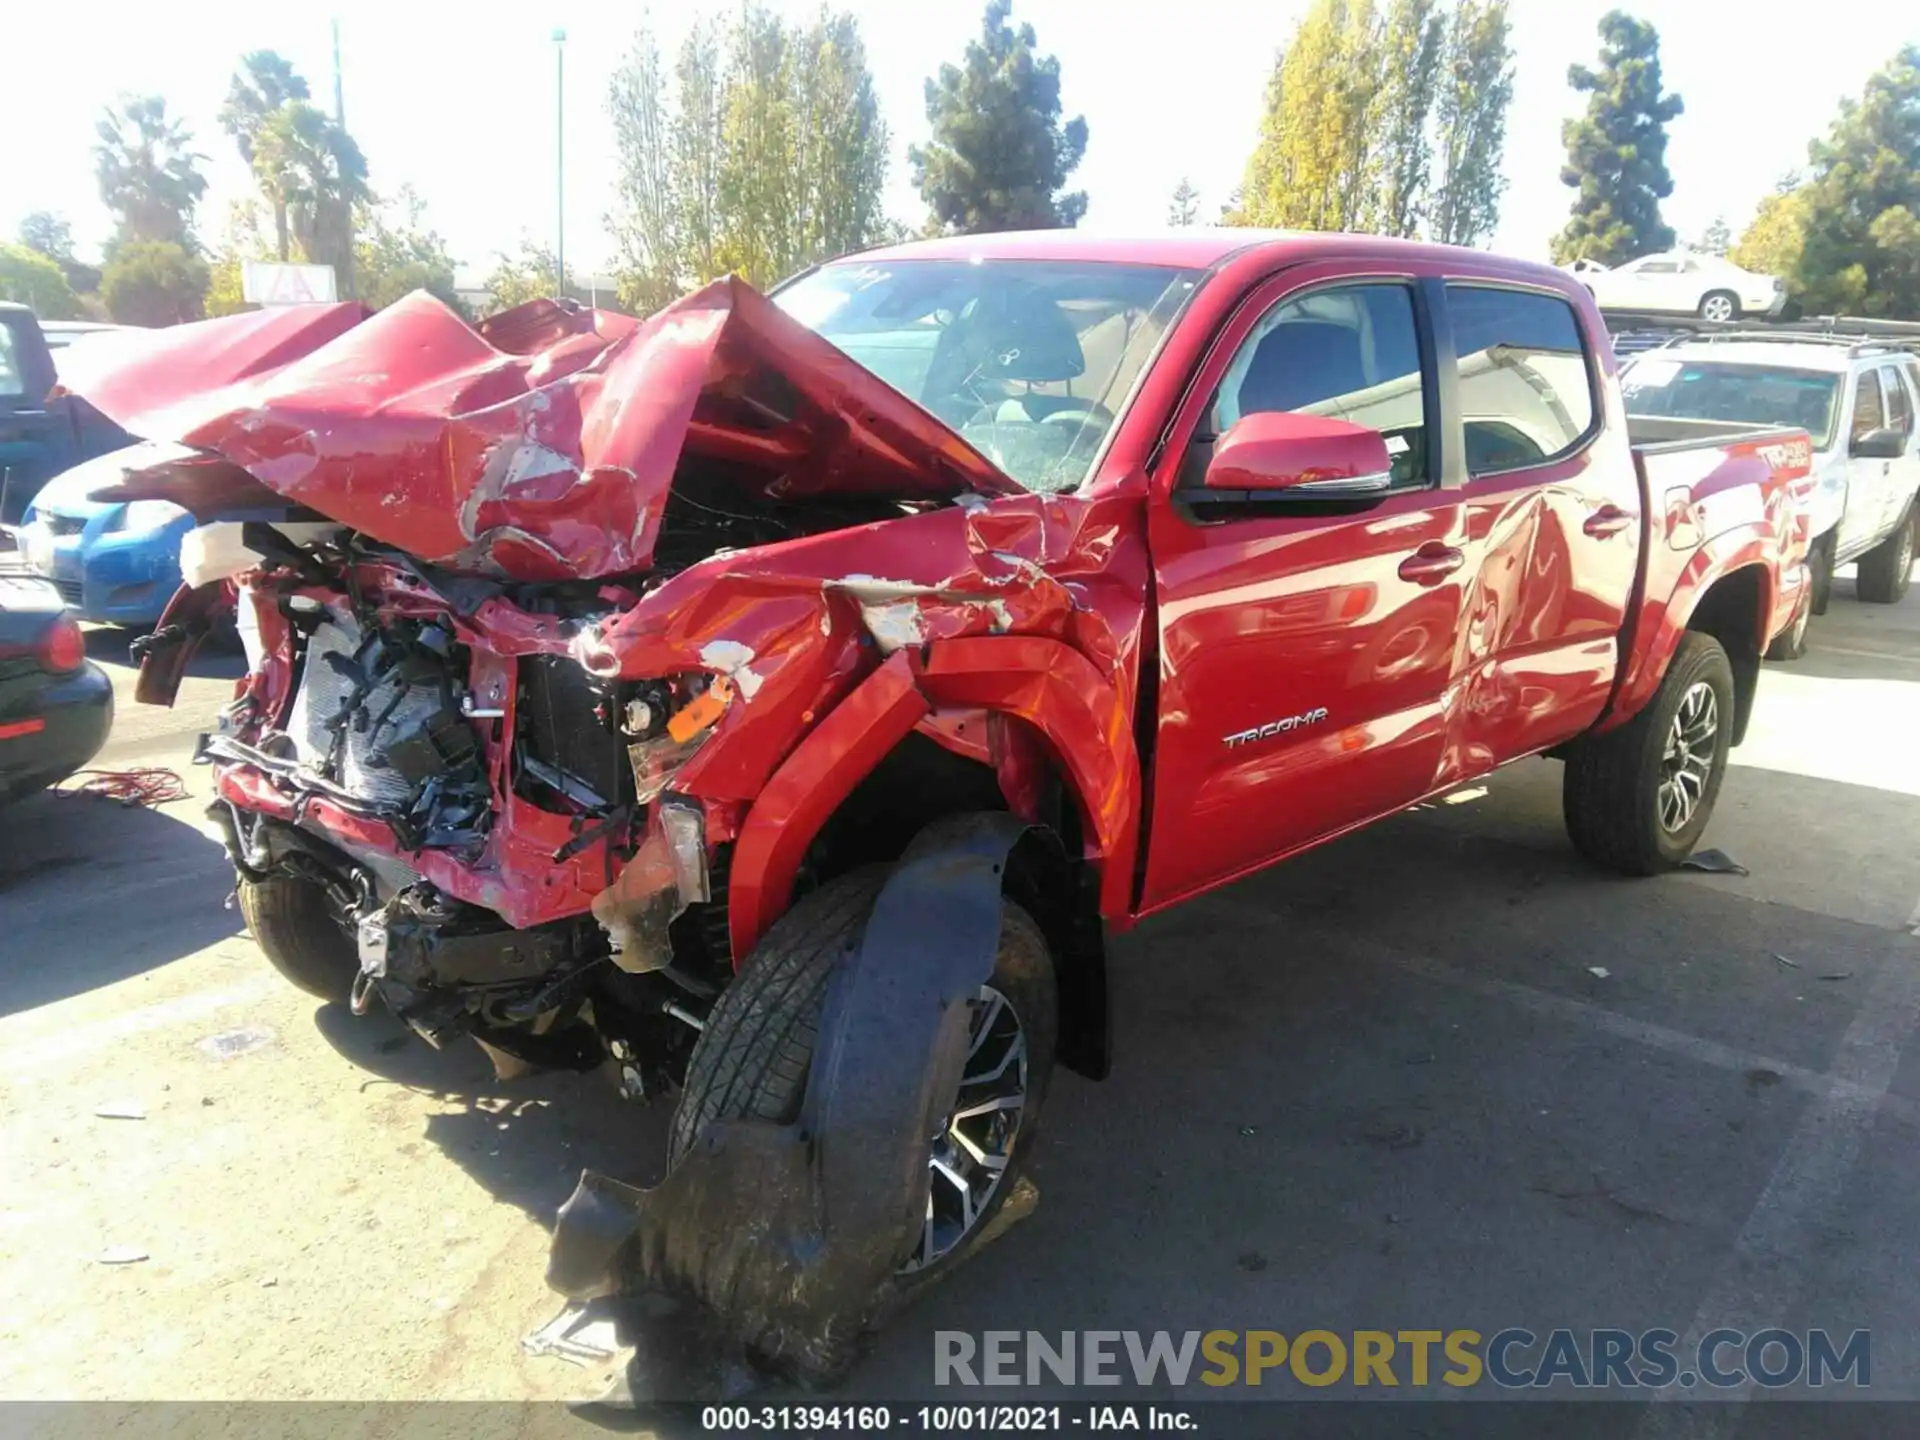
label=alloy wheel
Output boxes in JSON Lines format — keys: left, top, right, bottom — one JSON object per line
{"left": 1658, "top": 681, "right": 1719, "bottom": 833}
{"left": 901, "top": 983, "right": 1028, "bottom": 1273}
{"left": 1702, "top": 295, "right": 1735, "bottom": 322}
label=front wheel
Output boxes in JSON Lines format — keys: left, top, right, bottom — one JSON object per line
{"left": 1808, "top": 534, "right": 1835, "bottom": 616}
{"left": 1855, "top": 504, "right": 1915, "bottom": 605}
{"left": 1562, "top": 632, "right": 1736, "bottom": 875}
{"left": 238, "top": 874, "right": 360, "bottom": 1001}
{"left": 669, "top": 867, "right": 1057, "bottom": 1278}
{"left": 1698, "top": 291, "right": 1740, "bottom": 322}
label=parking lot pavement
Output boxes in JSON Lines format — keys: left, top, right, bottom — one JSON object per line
{"left": 2, "top": 574, "right": 1918, "bottom": 1421}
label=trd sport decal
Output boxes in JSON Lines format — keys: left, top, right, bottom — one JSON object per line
{"left": 1223, "top": 707, "right": 1330, "bottom": 748}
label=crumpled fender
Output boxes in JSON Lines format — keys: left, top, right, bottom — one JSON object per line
{"left": 547, "top": 813, "right": 1043, "bottom": 1389}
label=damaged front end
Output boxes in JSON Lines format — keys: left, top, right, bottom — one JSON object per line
{"left": 67, "top": 271, "right": 1152, "bottom": 1391}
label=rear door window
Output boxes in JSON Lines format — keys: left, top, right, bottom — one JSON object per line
{"left": 1445, "top": 285, "right": 1597, "bottom": 474}
{"left": 1852, "top": 371, "right": 1886, "bottom": 442}
{"left": 1878, "top": 364, "right": 1913, "bottom": 438}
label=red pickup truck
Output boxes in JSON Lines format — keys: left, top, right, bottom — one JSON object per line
{"left": 63, "top": 230, "right": 1810, "bottom": 1371}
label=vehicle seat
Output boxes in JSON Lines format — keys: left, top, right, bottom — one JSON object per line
{"left": 1237, "top": 321, "right": 1369, "bottom": 415}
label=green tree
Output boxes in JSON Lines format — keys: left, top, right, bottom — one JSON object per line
{"left": 94, "top": 95, "right": 208, "bottom": 249}
{"left": 1168, "top": 178, "right": 1200, "bottom": 226}
{"left": 356, "top": 185, "right": 464, "bottom": 313}
{"left": 1431, "top": 0, "right": 1514, "bottom": 246}
{"left": 219, "top": 51, "right": 312, "bottom": 261}
{"left": 608, "top": 22, "right": 682, "bottom": 308}
{"left": 0, "top": 244, "right": 83, "bottom": 318}
{"left": 1551, "top": 11, "right": 1684, "bottom": 265}
{"left": 254, "top": 101, "right": 371, "bottom": 295}
{"left": 607, "top": 7, "right": 890, "bottom": 298}
{"left": 714, "top": 5, "right": 798, "bottom": 283}
{"left": 100, "top": 240, "right": 208, "bottom": 324}
{"left": 910, "top": 0, "right": 1088, "bottom": 232}
{"left": 1731, "top": 183, "right": 1811, "bottom": 295}
{"left": 1231, "top": 0, "right": 1383, "bottom": 231}
{"left": 17, "top": 212, "right": 75, "bottom": 263}
{"left": 1365, "top": 0, "right": 1446, "bottom": 237}
{"left": 1791, "top": 46, "right": 1920, "bottom": 317}
{"left": 784, "top": 10, "right": 889, "bottom": 267}
{"left": 482, "top": 239, "right": 589, "bottom": 316}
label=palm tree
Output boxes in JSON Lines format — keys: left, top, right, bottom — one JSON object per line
{"left": 220, "top": 51, "right": 311, "bottom": 260}
{"left": 254, "top": 102, "right": 371, "bottom": 292}
{"left": 94, "top": 95, "right": 208, "bottom": 249}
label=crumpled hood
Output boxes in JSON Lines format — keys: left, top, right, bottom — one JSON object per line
{"left": 53, "top": 279, "right": 1022, "bottom": 581}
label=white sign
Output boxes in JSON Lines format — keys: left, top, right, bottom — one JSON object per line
{"left": 242, "top": 262, "right": 339, "bottom": 306}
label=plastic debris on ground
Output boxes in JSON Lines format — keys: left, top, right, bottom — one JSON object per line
{"left": 1681, "top": 848, "right": 1749, "bottom": 876}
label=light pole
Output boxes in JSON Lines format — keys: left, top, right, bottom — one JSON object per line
{"left": 552, "top": 26, "right": 566, "bottom": 300}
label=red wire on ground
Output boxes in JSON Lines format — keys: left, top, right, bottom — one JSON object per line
{"left": 55, "top": 768, "right": 190, "bottom": 807}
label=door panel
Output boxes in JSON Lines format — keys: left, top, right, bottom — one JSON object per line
{"left": 1141, "top": 271, "right": 1466, "bottom": 910}
{"left": 1879, "top": 363, "right": 1920, "bottom": 529}
{"left": 1446, "top": 284, "right": 1641, "bottom": 770}
{"left": 1841, "top": 370, "right": 1889, "bottom": 554}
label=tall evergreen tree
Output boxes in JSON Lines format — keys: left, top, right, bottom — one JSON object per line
{"left": 1430, "top": 0, "right": 1514, "bottom": 246}
{"left": 910, "top": 0, "right": 1088, "bottom": 233}
{"left": 1551, "top": 11, "right": 1684, "bottom": 265}
{"left": 1792, "top": 46, "right": 1920, "bottom": 316}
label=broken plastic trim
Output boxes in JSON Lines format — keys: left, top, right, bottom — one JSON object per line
{"left": 590, "top": 800, "right": 709, "bottom": 974}
{"left": 548, "top": 812, "right": 1044, "bottom": 1392}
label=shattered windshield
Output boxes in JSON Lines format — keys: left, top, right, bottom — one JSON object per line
{"left": 775, "top": 258, "right": 1201, "bottom": 494}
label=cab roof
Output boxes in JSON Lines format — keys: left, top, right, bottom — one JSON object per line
{"left": 846, "top": 227, "right": 1577, "bottom": 288}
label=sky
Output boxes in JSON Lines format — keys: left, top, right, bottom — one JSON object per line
{"left": 0, "top": 0, "right": 1902, "bottom": 282}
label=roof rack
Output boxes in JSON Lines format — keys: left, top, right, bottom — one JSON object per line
{"left": 1601, "top": 310, "right": 1920, "bottom": 362}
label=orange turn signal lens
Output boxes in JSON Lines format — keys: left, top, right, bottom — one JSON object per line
{"left": 666, "top": 675, "right": 733, "bottom": 743}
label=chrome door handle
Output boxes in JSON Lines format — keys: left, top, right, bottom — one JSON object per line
{"left": 1584, "top": 505, "right": 1636, "bottom": 538}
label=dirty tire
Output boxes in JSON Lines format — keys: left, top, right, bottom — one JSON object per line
{"left": 1562, "top": 631, "right": 1736, "bottom": 876}
{"left": 1855, "top": 503, "right": 1915, "bottom": 605}
{"left": 238, "top": 875, "right": 359, "bottom": 1002}
{"left": 1808, "top": 534, "right": 1835, "bottom": 616}
{"left": 669, "top": 865, "right": 1058, "bottom": 1277}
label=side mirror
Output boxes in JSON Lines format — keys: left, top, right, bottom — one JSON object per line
{"left": 1203, "top": 411, "right": 1396, "bottom": 498}
{"left": 1852, "top": 426, "right": 1906, "bottom": 460}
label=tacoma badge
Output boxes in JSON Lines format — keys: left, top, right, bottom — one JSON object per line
{"left": 1223, "top": 707, "right": 1330, "bottom": 748}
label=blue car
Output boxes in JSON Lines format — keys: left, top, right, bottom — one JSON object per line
{"left": 18, "top": 442, "right": 195, "bottom": 627}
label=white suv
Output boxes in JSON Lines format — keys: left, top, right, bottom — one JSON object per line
{"left": 1621, "top": 336, "right": 1920, "bottom": 632}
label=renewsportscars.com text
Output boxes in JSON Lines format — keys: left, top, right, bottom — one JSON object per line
{"left": 934, "top": 1328, "right": 1871, "bottom": 1391}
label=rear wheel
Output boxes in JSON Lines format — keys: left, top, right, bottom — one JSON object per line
{"left": 1765, "top": 588, "right": 1811, "bottom": 661}
{"left": 669, "top": 866, "right": 1057, "bottom": 1277}
{"left": 238, "top": 875, "right": 359, "bottom": 1002}
{"left": 1855, "top": 503, "right": 1915, "bottom": 605}
{"left": 1562, "top": 632, "right": 1736, "bottom": 875}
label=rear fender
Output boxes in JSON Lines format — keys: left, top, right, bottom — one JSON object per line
{"left": 1603, "top": 545, "right": 1774, "bottom": 743}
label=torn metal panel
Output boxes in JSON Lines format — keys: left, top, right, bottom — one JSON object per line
{"left": 547, "top": 814, "right": 1036, "bottom": 1387}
